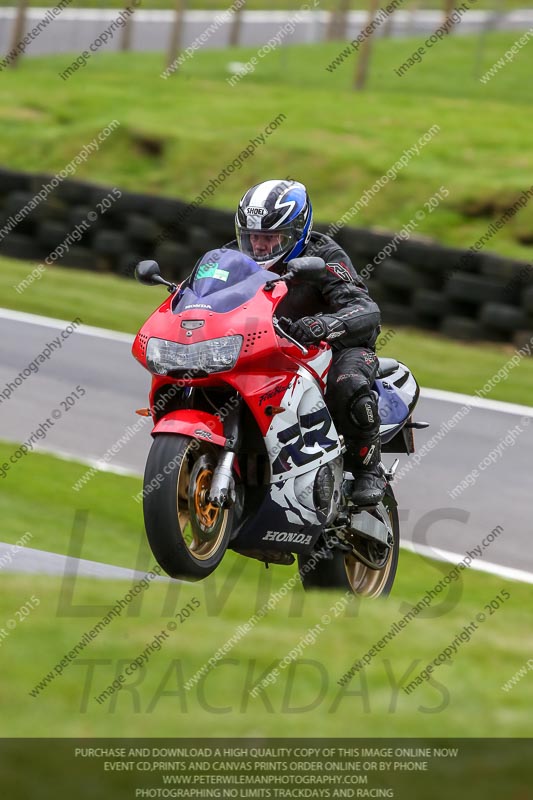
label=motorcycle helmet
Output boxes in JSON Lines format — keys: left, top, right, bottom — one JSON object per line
{"left": 235, "top": 179, "right": 313, "bottom": 270}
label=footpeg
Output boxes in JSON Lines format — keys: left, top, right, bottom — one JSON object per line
{"left": 385, "top": 458, "right": 399, "bottom": 481}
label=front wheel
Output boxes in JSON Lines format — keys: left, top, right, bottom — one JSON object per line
{"left": 143, "top": 434, "right": 233, "bottom": 580}
{"left": 297, "top": 487, "right": 399, "bottom": 598}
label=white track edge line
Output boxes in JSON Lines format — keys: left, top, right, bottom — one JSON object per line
{"left": 2, "top": 307, "right": 532, "bottom": 415}
{"left": 401, "top": 539, "right": 533, "bottom": 585}
{"left": 420, "top": 387, "right": 533, "bottom": 417}
{"left": 0, "top": 307, "right": 134, "bottom": 344}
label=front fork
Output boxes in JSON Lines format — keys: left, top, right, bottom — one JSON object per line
{"left": 207, "top": 394, "right": 242, "bottom": 507}
{"left": 208, "top": 451, "right": 237, "bottom": 507}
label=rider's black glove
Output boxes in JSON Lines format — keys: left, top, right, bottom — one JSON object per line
{"left": 278, "top": 315, "right": 346, "bottom": 344}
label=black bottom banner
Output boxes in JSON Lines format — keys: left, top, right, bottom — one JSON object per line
{"left": 1, "top": 738, "right": 532, "bottom": 799}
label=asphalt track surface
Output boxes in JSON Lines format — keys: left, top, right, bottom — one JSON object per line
{"left": 0, "top": 540, "right": 167, "bottom": 581}
{"left": 1, "top": 309, "right": 532, "bottom": 580}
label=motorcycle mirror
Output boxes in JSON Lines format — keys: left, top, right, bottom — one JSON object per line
{"left": 135, "top": 260, "right": 176, "bottom": 292}
{"left": 135, "top": 260, "right": 163, "bottom": 286}
{"left": 285, "top": 256, "right": 326, "bottom": 282}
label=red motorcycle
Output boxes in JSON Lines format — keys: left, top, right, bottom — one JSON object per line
{"left": 132, "top": 249, "right": 423, "bottom": 597}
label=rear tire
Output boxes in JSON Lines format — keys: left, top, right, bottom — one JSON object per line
{"left": 143, "top": 434, "right": 233, "bottom": 580}
{"left": 297, "top": 488, "right": 399, "bottom": 598}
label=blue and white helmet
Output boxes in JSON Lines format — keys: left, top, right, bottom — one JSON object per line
{"left": 235, "top": 179, "right": 313, "bottom": 270}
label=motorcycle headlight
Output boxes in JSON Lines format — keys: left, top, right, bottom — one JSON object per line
{"left": 146, "top": 335, "right": 243, "bottom": 376}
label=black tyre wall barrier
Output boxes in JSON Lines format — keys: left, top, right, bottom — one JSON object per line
{"left": 1, "top": 167, "right": 532, "bottom": 348}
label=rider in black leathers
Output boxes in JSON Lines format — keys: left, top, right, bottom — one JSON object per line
{"left": 184, "top": 179, "right": 386, "bottom": 507}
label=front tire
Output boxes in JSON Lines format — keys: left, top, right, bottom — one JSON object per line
{"left": 143, "top": 434, "right": 233, "bottom": 580}
{"left": 297, "top": 487, "right": 399, "bottom": 597}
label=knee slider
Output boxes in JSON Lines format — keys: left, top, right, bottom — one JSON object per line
{"left": 349, "top": 391, "right": 379, "bottom": 432}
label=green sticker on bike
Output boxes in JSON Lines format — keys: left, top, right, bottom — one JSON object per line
{"left": 196, "top": 262, "right": 229, "bottom": 282}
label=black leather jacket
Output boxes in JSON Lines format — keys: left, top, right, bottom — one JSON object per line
{"left": 273, "top": 231, "right": 381, "bottom": 349}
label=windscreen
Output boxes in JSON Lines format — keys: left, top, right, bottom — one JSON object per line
{"left": 173, "top": 248, "right": 277, "bottom": 313}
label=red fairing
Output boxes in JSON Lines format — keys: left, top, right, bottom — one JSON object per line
{"left": 228, "top": 372, "right": 298, "bottom": 436}
{"left": 132, "top": 295, "right": 174, "bottom": 368}
{"left": 132, "top": 278, "right": 331, "bottom": 437}
{"left": 152, "top": 409, "right": 226, "bottom": 446}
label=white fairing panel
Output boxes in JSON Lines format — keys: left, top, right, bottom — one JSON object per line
{"left": 265, "top": 368, "right": 343, "bottom": 525}
{"left": 377, "top": 361, "right": 418, "bottom": 439}
{"left": 306, "top": 347, "right": 332, "bottom": 389}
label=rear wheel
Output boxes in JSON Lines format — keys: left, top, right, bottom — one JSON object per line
{"left": 143, "top": 434, "right": 233, "bottom": 580}
{"left": 297, "top": 488, "right": 399, "bottom": 597}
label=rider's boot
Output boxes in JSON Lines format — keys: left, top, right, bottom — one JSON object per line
{"left": 344, "top": 388, "right": 386, "bottom": 508}
{"left": 344, "top": 432, "right": 386, "bottom": 508}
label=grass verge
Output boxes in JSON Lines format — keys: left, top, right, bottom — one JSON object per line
{"left": 0, "top": 444, "right": 531, "bottom": 736}
{"left": 0, "top": 35, "right": 533, "bottom": 258}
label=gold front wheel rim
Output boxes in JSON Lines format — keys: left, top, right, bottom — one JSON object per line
{"left": 176, "top": 446, "right": 229, "bottom": 562}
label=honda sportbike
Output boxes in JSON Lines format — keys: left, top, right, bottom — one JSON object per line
{"left": 132, "top": 251, "right": 426, "bottom": 597}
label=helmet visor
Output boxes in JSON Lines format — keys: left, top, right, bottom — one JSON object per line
{"left": 236, "top": 226, "right": 297, "bottom": 266}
